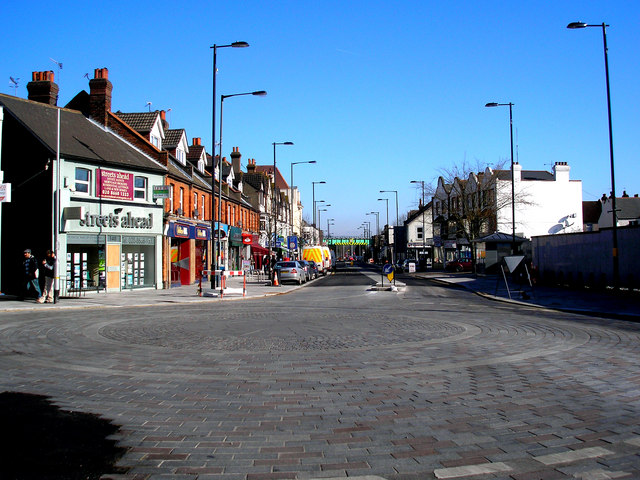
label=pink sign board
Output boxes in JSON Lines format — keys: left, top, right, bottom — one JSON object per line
{"left": 96, "top": 169, "right": 133, "bottom": 200}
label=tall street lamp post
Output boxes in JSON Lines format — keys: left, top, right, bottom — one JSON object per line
{"left": 568, "top": 21, "right": 619, "bottom": 289}
{"left": 210, "top": 41, "right": 249, "bottom": 289}
{"left": 411, "top": 180, "right": 426, "bottom": 266}
{"left": 217, "top": 90, "right": 266, "bottom": 295}
{"left": 377, "top": 197, "right": 391, "bottom": 263}
{"left": 485, "top": 101, "right": 516, "bottom": 254}
{"left": 369, "top": 211, "right": 379, "bottom": 235}
{"left": 312, "top": 181, "right": 325, "bottom": 244}
{"left": 380, "top": 190, "right": 399, "bottom": 227}
{"left": 327, "top": 218, "right": 335, "bottom": 239}
{"left": 271, "top": 141, "right": 293, "bottom": 258}
{"left": 290, "top": 160, "right": 315, "bottom": 251}
{"left": 317, "top": 208, "right": 328, "bottom": 241}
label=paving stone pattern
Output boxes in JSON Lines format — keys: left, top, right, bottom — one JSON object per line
{"left": 0, "top": 274, "right": 639, "bottom": 480}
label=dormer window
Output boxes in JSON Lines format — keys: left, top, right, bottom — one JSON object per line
{"left": 151, "top": 135, "right": 160, "bottom": 148}
{"left": 177, "top": 149, "right": 186, "bottom": 165}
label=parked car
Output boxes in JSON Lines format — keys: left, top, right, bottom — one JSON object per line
{"left": 274, "top": 261, "right": 306, "bottom": 285}
{"left": 306, "top": 260, "right": 319, "bottom": 279}
{"left": 445, "top": 258, "right": 473, "bottom": 272}
{"left": 299, "top": 260, "right": 313, "bottom": 281}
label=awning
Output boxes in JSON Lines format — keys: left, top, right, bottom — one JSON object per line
{"left": 250, "top": 243, "right": 269, "bottom": 256}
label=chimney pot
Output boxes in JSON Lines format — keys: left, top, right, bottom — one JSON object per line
{"left": 89, "top": 67, "right": 113, "bottom": 125}
{"left": 26, "top": 70, "right": 59, "bottom": 105}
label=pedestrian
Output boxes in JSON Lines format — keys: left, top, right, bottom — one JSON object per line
{"left": 38, "top": 250, "right": 56, "bottom": 303}
{"left": 22, "top": 249, "right": 41, "bottom": 301}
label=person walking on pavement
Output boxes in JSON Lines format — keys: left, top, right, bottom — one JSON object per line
{"left": 38, "top": 250, "right": 56, "bottom": 303}
{"left": 22, "top": 249, "right": 41, "bottom": 301}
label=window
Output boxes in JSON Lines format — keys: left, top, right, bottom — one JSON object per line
{"left": 193, "top": 193, "right": 198, "bottom": 217}
{"left": 201, "top": 195, "right": 205, "bottom": 219}
{"left": 150, "top": 135, "right": 159, "bottom": 148}
{"left": 134, "top": 176, "right": 147, "bottom": 199}
{"left": 179, "top": 187, "right": 184, "bottom": 214}
{"left": 75, "top": 167, "right": 91, "bottom": 194}
{"left": 417, "top": 226, "right": 423, "bottom": 240}
{"left": 169, "top": 184, "right": 174, "bottom": 213}
{"left": 177, "top": 149, "right": 186, "bottom": 164}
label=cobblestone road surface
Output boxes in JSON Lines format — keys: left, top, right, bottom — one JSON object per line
{"left": 1, "top": 270, "right": 639, "bottom": 479}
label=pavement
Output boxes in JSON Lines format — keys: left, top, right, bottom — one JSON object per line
{"left": 1, "top": 268, "right": 638, "bottom": 321}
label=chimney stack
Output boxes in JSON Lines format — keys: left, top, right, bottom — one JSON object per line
{"left": 192, "top": 137, "right": 201, "bottom": 146}
{"left": 231, "top": 146, "right": 242, "bottom": 175}
{"left": 160, "top": 110, "right": 169, "bottom": 130}
{"left": 26, "top": 71, "right": 59, "bottom": 106}
{"left": 89, "top": 68, "right": 113, "bottom": 125}
{"left": 246, "top": 158, "right": 256, "bottom": 173}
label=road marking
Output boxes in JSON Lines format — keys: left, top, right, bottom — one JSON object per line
{"left": 434, "top": 462, "right": 512, "bottom": 479}
{"left": 533, "top": 446, "right": 613, "bottom": 466}
{"left": 624, "top": 435, "right": 640, "bottom": 447}
{"left": 571, "top": 469, "right": 631, "bottom": 479}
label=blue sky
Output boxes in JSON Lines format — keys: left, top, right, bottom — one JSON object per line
{"left": 2, "top": 0, "right": 638, "bottom": 237}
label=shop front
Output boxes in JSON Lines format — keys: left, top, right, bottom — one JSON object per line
{"left": 168, "top": 220, "right": 210, "bottom": 286}
{"left": 228, "top": 226, "right": 244, "bottom": 271}
{"left": 61, "top": 207, "right": 163, "bottom": 293}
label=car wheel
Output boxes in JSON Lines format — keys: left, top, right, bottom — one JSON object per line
{"left": 456, "top": 265, "right": 463, "bottom": 272}
{"left": 298, "top": 277, "right": 303, "bottom": 285}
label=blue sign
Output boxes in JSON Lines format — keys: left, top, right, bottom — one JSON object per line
{"left": 287, "top": 236, "right": 298, "bottom": 250}
{"left": 382, "top": 264, "right": 394, "bottom": 275}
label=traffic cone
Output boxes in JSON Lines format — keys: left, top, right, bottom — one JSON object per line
{"left": 273, "top": 271, "right": 279, "bottom": 287}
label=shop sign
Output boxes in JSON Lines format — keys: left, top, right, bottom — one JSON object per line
{"left": 242, "top": 234, "right": 252, "bottom": 245}
{"left": 229, "top": 226, "right": 243, "bottom": 245}
{"left": 152, "top": 185, "right": 170, "bottom": 200}
{"left": 96, "top": 169, "right": 133, "bottom": 201}
{"left": 0, "top": 183, "right": 11, "bottom": 202}
{"left": 79, "top": 212, "right": 154, "bottom": 229}
{"left": 167, "top": 221, "right": 211, "bottom": 240}
{"left": 196, "top": 227, "right": 210, "bottom": 240}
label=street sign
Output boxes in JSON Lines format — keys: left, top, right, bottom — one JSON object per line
{"left": 382, "top": 264, "right": 394, "bottom": 275}
{"left": 0, "top": 183, "right": 11, "bottom": 202}
{"left": 152, "top": 185, "right": 170, "bottom": 200}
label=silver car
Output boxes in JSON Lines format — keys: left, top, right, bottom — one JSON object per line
{"left": 274, "top": 261, "right": 306, "bottom": 285}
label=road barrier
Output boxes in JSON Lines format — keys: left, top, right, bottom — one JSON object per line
{"left": 198, "top": 270, "right": 246, "bottom": 298}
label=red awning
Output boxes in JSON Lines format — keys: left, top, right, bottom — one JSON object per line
{"left": 250, "top": 243, "right": 269, "bottom": 256}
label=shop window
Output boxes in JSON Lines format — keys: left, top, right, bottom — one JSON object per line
{"left": 134, "top": 176, "right": 147, "bottom": 199}
{"left": 75, "top": 167, "right": 91, "bottom": 194}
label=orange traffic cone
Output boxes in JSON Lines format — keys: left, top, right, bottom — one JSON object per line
{"left": 273, "top": 271, "right": 279, "bottom": 287}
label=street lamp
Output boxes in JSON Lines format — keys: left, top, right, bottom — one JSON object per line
{"left": 377, "top": 197, "right": 392, "bottom": 263}
{"left": 485, "top": 101, "right": 516, "bottom": 255}
{"left": 210, "top": 40, "right": 249, "bottom": 289}
{"left": 312, "top": 181, "right": 326, "bottom": 244}
{"left": 368, "top": 211, "right": 380, "bottom": 235}
{"left": 380, "top": 190, "right": 399, "bottom": 226}
{"left": 567, "top": 21, "right": 619, "bottom": 288}
{"left": 216, "top": 90, "right": 266, "bottom": 294}
{"left": 290, "top": 160, "right": 316, "bottom": 247}
{"left": 317, "top": 208, "right": 328, "bottom": 241}
{"left": 327, "top": 218, "right": 335, "bottom": 239}
{"left": 271, "top": 141, "right": 293, "bottom": 263}
{"left": 411, "top": 180, "right": 426, "bottom": 266}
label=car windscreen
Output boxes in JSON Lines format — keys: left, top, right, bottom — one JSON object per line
{"left": 277, "top": 262, "right": 296, "bottom": 268}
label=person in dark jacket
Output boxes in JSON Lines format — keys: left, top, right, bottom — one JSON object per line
{"left": 38, "top": 250, "right": 56, "bottom": 303}
{"left": 22, "top": 249, "right": 41, "bottom": 301}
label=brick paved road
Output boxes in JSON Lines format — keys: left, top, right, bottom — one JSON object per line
{"left": 1, "top": 270, "right": 639, "bottom": 479}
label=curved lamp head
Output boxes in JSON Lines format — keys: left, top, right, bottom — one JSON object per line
{"left": 252, "top": 90, "right": 267, "bottom": 96}
{"left": 567, "top": 22, "right": 588, "bottom": 29}
{"left": 231, "top": 41, "right": 250, "bottom": 47}
{"left": 485, "top": 102, "right": 499, "bottom": 107}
